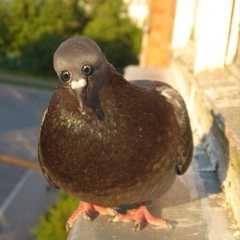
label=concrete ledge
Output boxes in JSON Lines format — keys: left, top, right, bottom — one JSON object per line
{"left": 67, "top": 65, "right": 237, "bottom": 239}
{"left": 170, "top": 60, "right": 240, "bottom": 229}
{"left": 126, "top": 63, "right": 240, "bottom": 229}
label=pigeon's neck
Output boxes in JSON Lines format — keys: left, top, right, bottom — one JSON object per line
{"left": 50, "top": 75, "right": 141, "bottom": 126}
{"left": 54, "top": 83, "right": 110, "bottom": 125}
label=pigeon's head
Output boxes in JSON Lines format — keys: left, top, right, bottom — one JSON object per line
{"left": 53, "top": 36, "right": 110, "bottom": 120}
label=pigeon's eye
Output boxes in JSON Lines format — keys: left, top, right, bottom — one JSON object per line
{"left": 60, "top": 70, "right": 71, "bottom": 81}
{"left": 82, "top": 64, "right": 93, "bottom": 76}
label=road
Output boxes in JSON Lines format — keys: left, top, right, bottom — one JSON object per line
{"left": 0, "top": 85, "right": 59, "bottom": 240}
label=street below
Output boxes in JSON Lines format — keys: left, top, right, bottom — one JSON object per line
{"left": 0, "top": 85, "right": 58, "bottom": 240}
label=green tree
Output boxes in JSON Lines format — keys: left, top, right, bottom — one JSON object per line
{"left": 1, "top": 0, "right": 142, "bottom": 76}
{"left": 20, "top": 34, "right": 65, "bottom": 76}
{"left": 36, "top": 0, "right": 87, "bottom": 38}
{"left": 83, "top": 0, "right": 142, "bottom": 70}
{"left": 5, "top": 0, "right": 86, "bottom": 54}
{"left": 6, "top": 0, "right": 41, "bottom": 54}
{"left": 0, "top": 1, "right": 10, "bottom": 57}
{"left": 2, "top": 0, "right": 87, "bottom": 75}
{"left": 32, "top": 192, "right": 79, "bottom": 240}
{"left": 18, "top": 0, "right": 87, "bottom": 75}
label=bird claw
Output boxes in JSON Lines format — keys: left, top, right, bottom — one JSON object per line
{"left": 94, "top": 206, "right": 117, "bottom": 216}
{"left": 66, "top": 202, "right": 118, "bottom": 231}
{"left": 66, "top": 222, "right": 71, "bottom": 232}
{"left": 66, "top": 202, "right": 97, "bottom": 231}
{"left": 82, "top": 210, "right": 95, "bottom": 221}
{"left": 165, "top": 221, "right": 173, "bottom": 229}
{"left": 133, "top": 219, "right": 172, "bottom": 232}
{"left": 108, "top": 214, "right": 124, "bottom": 223}
{"left": 67, "top": 202, "right": 172, "bottom": 232}
{"left": 108, "top": 213, "right": 148, "bottom": 232}
{"left": 133, "top": 221, "right": 146, "bottom": 232}
{"left": 109, "top": 203, "right": 172, "bottom": 231}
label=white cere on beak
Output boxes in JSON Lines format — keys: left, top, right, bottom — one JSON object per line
{"left": 71, "top": 79, "right": 87, "bottom": 89}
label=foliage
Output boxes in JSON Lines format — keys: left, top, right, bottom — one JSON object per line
{"left": 3, "top": 0, "right": 86, "bottom": 53}
{"left": 32, "top": 191, "right": 79, "bottom": 240}
{"left": 83, "top": 0, "right": 142, "bottom": 70}
{"left": 0, "top": 0, "right": 142, "bottom": 76}
{"left": 20, "top": 34, "right": 65, "bottom": 76}
{"left": 0, "top": 0, "right": 89, "bottom": 75}
{"left": 0, "top": 1, "right": 9, "bottom": 62}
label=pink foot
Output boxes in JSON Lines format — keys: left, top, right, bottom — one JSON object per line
{"left": 66, "top": 202, "right": 117, "bottom": 231}
{"left": 109, "top": 202, "right": 172, "bottom": 231}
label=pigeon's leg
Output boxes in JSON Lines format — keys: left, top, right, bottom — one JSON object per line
{"left": 66, "top": 201, "right": 116, "bottom": 231}
{"left": 93, "top": 205, "right": 117, "bottom": 216}
{"left": 110, "top": 202, "right": 172, "bottom": 231}
{"left": 66, "top": 202, "right": 95, "bottom": 231}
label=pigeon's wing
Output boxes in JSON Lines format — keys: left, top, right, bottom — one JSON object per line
{"left": 38, "top": 110, "right": 60, "bottom": 189}
{"left": 156, "top": 82, "right": 193, "bottom": 175}
{"left": 130, "top": 80, "right": 193, "bottom": 175}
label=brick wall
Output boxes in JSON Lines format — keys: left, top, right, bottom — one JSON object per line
{"left": 142, "top": 0, "right": 176, "bottom": 67}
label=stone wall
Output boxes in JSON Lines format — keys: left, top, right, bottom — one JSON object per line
{"left": 170, "top": 59, "right": 240, "bottom": 229}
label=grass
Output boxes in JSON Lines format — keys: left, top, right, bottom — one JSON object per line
{"left": 0, "top": 68, "right": 56, "bottom": 91}
{"left": 32, "top": 192, "right": 79, "bottom": 240}
{"left": 0, "top": 78, "right": 55, "bottom": 91}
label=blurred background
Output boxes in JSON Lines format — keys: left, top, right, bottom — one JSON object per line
{"left": 0, "top": 0, "right": 239, "bottom": 239}
{"left": 0, "top": 0, "right": 142, "bottom": 75}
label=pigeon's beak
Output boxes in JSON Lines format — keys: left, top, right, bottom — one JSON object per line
{"left": 71, "top": 79, "right": 87, "bottom": 114}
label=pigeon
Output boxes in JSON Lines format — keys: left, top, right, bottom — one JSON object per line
{"left": 38, "top": 36, "right": 193, "bottom": 231}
